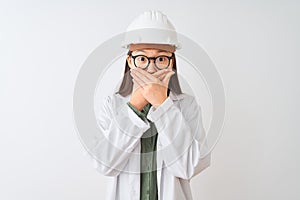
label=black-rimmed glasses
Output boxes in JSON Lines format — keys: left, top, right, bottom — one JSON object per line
{"left": 131, "top": 53, "right": 174, "bottom": 70}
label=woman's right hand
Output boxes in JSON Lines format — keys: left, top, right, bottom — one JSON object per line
{"left": 129, "top": 69, "right": 169, "bottom": 111}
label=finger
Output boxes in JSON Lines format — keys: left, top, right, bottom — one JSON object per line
{"left": 134, "top": 68, "right": 158, "bottom": 83}
{"left": 132, "top": 80, "right": 140, "bottom": 92}
{"left": 158, "top": 73, "right": 167, "bottom": 81}
{"left": 131, "top": 69, "right": 153, "bottom": 85}
{"left": 152, "top": 69, "right": 168, "bottom": 78}
{"left": 132, "top": 78, "right": 144, "bottom": 91}
{"left": 162, "top": 71, "right": 175, "bottom": 85}
{"left": 131, "top": 74, "right": 140, "bottom": 92}
{"left": 131, "top": 72, "right": 147, "bottom": 88}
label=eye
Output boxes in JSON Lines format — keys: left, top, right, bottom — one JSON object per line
{"left": 158, "top": 57, "right": 166, "bottom": 62}
{"left": 156, "top": 56, "right": 168, "bottom": 63}
{"left": 136, "top": 55, "right": 147, "bottom": 62}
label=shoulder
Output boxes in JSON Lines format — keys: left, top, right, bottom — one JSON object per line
{"left": 101, "top": 93, "right": 130, "bottom": 109}
{"left": 102, "top": 93, "right": 129, "bottom": 102}
{"left": 111, "top": 93, "right": 130, "bottom": 103}
{"left": 171, "top": 92, "right": 201, "bottom": 114}
{"left": 181, "top": 93, "right": 196, "bottom": 102}
{"left": 170, "top": 92, "right": 197, "bottom": 104}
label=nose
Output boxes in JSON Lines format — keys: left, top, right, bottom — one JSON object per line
{"left": 147, "top": 60, "right": 157, "bottom": 74}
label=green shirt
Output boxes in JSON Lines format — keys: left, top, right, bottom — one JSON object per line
{"left": 127, "top": 102, "right": 158, "bottom": 200}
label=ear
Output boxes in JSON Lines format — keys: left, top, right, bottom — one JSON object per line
{"left": 126, "top": 55, "right": 135, "bottom": 69}
{"left": 166, "top": 57, "right": 174, "bottom": 70}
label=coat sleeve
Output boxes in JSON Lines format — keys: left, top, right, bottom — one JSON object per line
{"left": 147, "top": 95, "right": 211, "bottom": 180}
{"left": 87, "top": 95, "right": 150, "bottom": 176}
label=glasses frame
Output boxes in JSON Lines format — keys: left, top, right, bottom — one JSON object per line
{"left": 130, "top": 53, "right": 174, "bottom": 70}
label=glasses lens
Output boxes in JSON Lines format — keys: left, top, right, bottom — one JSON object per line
{"left": 155, "top": 56, "right": 170, "bottom": 69}
{"left": 134, "top": 55, "right": 148, "bottom": 68}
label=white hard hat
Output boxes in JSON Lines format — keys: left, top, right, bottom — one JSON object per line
{"left": 121, "top": 10, "right": 181, "bottom": 50}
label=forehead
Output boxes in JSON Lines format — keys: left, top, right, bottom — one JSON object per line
{"left": 132, "top": 49, "right": 171, "bottom": 54}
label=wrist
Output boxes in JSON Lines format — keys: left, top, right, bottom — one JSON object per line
{"left": 153, "top": 96, "right": 167, "bottom": 108}
{"left": 129, "top": 99, "right": 147, "bottom": 111}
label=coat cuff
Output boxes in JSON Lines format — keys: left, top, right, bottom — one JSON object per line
{"left": 147, "top": 97, "right": 173, "bottom": 122}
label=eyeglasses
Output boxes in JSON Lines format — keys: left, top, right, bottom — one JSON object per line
{"left": 130, "top": 53, "right": 174, "bottom": 70}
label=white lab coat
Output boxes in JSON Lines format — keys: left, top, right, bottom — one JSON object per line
{"left": 88, "top": 90, "right": 211, "bottom": 200}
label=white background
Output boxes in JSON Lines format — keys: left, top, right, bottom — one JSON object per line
{"left": 1, "top": 0, "right": 299, "bottom": 199}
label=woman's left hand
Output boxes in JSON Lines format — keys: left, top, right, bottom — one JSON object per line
{"left": 130, "top": 67, "right": 175, "bottom": 108}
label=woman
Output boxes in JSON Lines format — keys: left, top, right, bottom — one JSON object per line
{"left": 90, "top": 10, "right": 211, "bottom": 200}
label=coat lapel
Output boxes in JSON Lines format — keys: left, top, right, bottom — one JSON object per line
{"left": 117, "top": 90, "right": 185, "bottom": 200}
